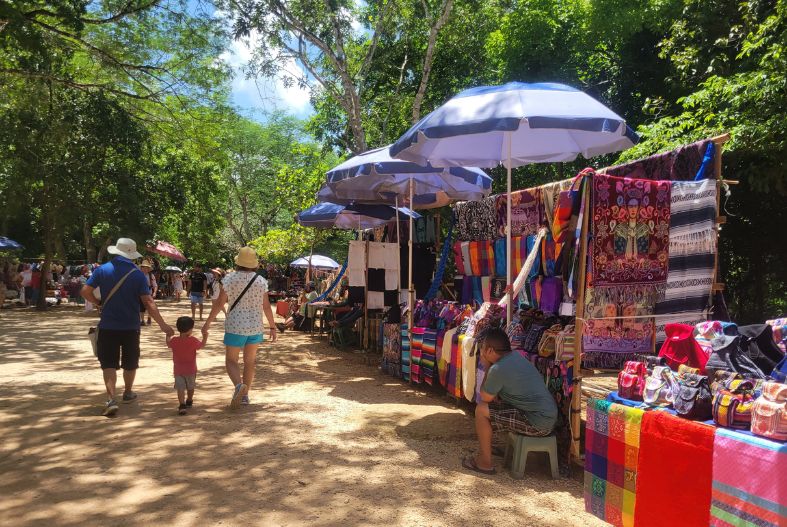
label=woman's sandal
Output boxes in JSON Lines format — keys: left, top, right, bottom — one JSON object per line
{"left": 462, "top": 456, "right": 496, "bottom": 475}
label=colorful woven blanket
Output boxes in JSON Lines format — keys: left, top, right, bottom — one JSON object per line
{"left": 655, "top": 179, "right": 717, "bottom": 344}
{"left": 421, "top": 328, "right": 438, "bottom": 386}
{"left": 710, "top": 428, "right": 787, "bottom": 527}
{"left": 634, "top": 411, "right": 714, "bottom": 527}
{"left": 400, "top": 323, "right": 411, "bottom": 381}
{"left": 410, "top": 326, "right": 424, "bottom": 384}
{"left": 448, "top": 333, "right": 464, "bottom": 398}
{"left": 495, "top": 188, "right": 543, "bottom": 238}
{"left": 494, "top": 236, "right": 529, "bottom": 278}
{"left": 584, "top": 398, "right": 644, "bottom": 527}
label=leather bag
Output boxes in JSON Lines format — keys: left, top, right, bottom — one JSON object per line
{"left": 674, "top": 373, "right": 713, "bottom": 420}
{"left": 705, "top": 335, "right": 766, "bottom": 379}
{"left": 738, "top": 324, "right": 786, "bottom": 374}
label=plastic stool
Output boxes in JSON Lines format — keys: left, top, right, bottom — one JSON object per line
{"left": 504, "top": 432, "right": 558, "bottom": 479}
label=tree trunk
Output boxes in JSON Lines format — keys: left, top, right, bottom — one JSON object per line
{"left": 412, "top": 0, "right": 454, "bottom": 124}
{"left": 97, "top": 236, "right": 112, "bottom": 262}
{"left": 84, "top": 220, "right": 96, "bottom": 262}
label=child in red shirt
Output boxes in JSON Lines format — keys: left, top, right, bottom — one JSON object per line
{"left": 167, "top": 316, "right": 207, "bottom": 415}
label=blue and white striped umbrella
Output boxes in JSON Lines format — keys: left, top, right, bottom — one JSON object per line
{"left": 0, "top": 236, "right": 23, "bottom": 250}
{"left": 319, "top": 145, "right": 492, "bottom": 209}
{"left": 297, "top": 202, "right": 420, "bottom": 230}
{"left": 390, "top": 82, "right": 638, "bottom": 168}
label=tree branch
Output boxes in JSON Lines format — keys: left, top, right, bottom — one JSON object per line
{"left": 412, "top": 0, "right": 453, "bottom": 123}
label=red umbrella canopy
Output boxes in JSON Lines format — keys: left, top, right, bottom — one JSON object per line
{"left": 150, "top": 241, "right": 186, "bottom": 262}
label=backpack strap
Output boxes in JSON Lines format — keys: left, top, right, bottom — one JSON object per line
{"left": 102, "top": 269, "right": 137, "bottom": 307}
{"left": 229, "top": 274, "right": 258, "bottom": 312}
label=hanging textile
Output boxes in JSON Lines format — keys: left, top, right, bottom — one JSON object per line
{"left": 461, "top": 335, "right": 477, "bottom": 402}
{"left": 348, "top": 240, "right": 366, "bottom": 287}
{"left": 439, "top": 327, "right": 458, "bottom": 387}
{"left": 414, "top": 215, "right": 436, "bottom": 243}
{"left": 602, "top": 139, "right": 715, "bottom": 182}
{"left": 401, "top": 323, "right": 411, "bottom": 381}
{"left": 710, "top": 428, "right": 787, "bottom": 527}
{"left": 421, "top": 329, "right": 439, "bottom": 385}
{"left": 654, "top": 179, "right": 717, "bottom": 344}
{"left": 400, "top": 243, "right": 436, "bottom": 299}
{"left": 584, "top": 399, "right": 645, "bottom": 527}
{"left": 310, "top": 259, "right": 348, "bottom": 303}
{"left": 493, "top": 236, "right": 529, "bottom": 278}
{"left": 494, "top": 188, "right": 542, "bottom": 238}
{"left": 382, "top": 323, "right": 402, "bottom": 377}
{"left": 634, "top": 412, "right": 714, "bottom": 527}
{"left": 542, "top": 179, "right": 574, "bottom": 230}
{"left": 455, "top": 196, "right": 497, "bottom": 241}
{"left": 424, "top": 214, "right": 454, "bottom": 301}
{"left": 499, "top": 229, "right": 547, "bottom": 309}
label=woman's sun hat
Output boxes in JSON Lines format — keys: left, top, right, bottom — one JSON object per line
{"left": 234, "top": 247, "right": 259, "bottom": 269}
{"left": 139, "top": 259, "right": 153, "bottom": 269}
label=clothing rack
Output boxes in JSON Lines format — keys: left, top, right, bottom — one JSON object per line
{"left": 569, "top": 133, "right": 731, "bottom": 466}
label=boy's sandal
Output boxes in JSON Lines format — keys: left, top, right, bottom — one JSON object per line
{"left": 461, "top": 456, "right": 496, "bottom": 475}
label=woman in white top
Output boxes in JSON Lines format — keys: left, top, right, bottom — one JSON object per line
{"left": 173, "top": 273, "right": 184, "bottom": 301}
{"left": 202, "top": 247, "right": 277, "bottom": 409}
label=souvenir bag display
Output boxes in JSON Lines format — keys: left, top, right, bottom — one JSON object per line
{"left": 618, "top": 361, "right": 647, "bottom": 401}
{"left": 537, "top": 324, "right": 563, "bottom": 358}
{"left": 773, "top": 357, "right": 787, "bottom": 383}
{"left": 738, "top": 324, "right": 786, "bottom": 373}
{"left": 673, "top": 373, "right": 713, "bottom": 420}
{"left": 677, "top": 364, "right": 700, "bottom": 378}
{"left": 658, "top": 323, "right": 709, "bottom": 373}
{"left": 711, "top": 370, "right": 741, "bottom": 394}
{"left": 521, "top": 316, "right": 556, "bottom": 354}
{"left": 641, "top": 355, "right": 667, "bottom": 374}
{"left": 750, "top": 381, "right": 787, "bottom": 441}
{"left": 643, "top": 365, "right": 679, "bottom": 406}
{"left": 712, "top": 379, "right": 756, "bottom": 429}
{"left": 555, "top": 324, "right": 576, "bottom": 361}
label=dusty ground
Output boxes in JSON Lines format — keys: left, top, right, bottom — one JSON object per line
{"left": 0, "top": 301, "right": 606, "bottom": 527}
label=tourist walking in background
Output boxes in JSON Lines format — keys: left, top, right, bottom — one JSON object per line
{"left": 188, "top": 263, "right": 208, "bottom": 320}
{"left": 173, "top": 272, "right": 184, "bottom": 301}
{"left": 202, "top": 247, "right": 276, "bottom": 409}
{"left": 209, "top": 268, "right": 227, "bottom": 317}
{"left": 81, "top": 237, "right": 173, "bottom": 416}
{"left": 139, "top": 260, "right": 158, "bottom": 326}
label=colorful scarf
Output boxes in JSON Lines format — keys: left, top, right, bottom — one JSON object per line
{"left": 634, "top": 411, "right": 714, "bottom": 527}
{"left": 589, "top": 174, "right": 671, "bottom": 287}
{"left": 602, "top": 139, "right": 715, "bottom": 182}
{"left": 655, "top": 179, "right": 717, "bottom": 344}
{"left": 584, "top": 399, "right": 645, "bottom": 527}
{"left": 495, "top": 188, "right": 542, "bottom": 238}
{"left": 449, "top": 333, "right": 464, "bottom": 399}
{"left": 710, "top": 428, "right": 787, "bottom": 527}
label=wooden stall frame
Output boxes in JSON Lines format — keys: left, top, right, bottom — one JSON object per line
{"left": 569, "top": 133, "right": 731, "bottom": 467}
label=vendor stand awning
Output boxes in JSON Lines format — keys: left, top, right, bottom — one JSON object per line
{"left": 297, "top": 202, "right": 420, "bottom": 230}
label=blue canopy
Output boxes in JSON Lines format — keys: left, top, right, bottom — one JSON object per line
{"left": 390, "top": 82, "right": 638, "bottom": 168}
{"left": 319, "top": 145, "right": 492, "bottom": 209}
{"left": 297, "top": 202, "right": 420, "bottom": 230}
{"left": 0, "top": 237, "right": 23, "bottom": 250}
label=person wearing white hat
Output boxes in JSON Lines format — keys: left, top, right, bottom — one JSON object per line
{"left": 81, "top": 237, "right": 174, "bottom": 416}
{"left": 202, "top": 247, "right": 277, "bottom": 409}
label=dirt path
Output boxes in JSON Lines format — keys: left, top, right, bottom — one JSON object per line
{"left": 0, "top": 302, "right": 605, "bottom": 527}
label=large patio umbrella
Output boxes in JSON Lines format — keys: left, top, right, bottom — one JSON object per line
{"left": 0, "top": 236, "right": 23, "bottom": 250}
{"left": 390, "top": 81, "right": 638, "bottom": 320}
{"left": 319, "top": 144, "right": 493, "bottom": 328}
{"left": 149, "top": 241, "right": 187, "bottom": 262}
{"left": 290, "top": 255, "right": 341, "bottom": 270}
{"left": 297, "top": 202, "right": 421, "bottom": 230}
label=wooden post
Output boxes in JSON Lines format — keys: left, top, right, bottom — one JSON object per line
{"left": 570, "top": 176, "right": 592, "bottom": 465}
{"left": 711, "top": 133, "right": 731, "bottom": 297}
{"left": 363, "top": 238, "right": 369, "bottom": 350}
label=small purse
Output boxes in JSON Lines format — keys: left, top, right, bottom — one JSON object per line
{"left": 677, "top": 364, "right": 701, "bottom": 379}
{"left": 618, "top": 361, "right": 647, "bottom": 401}
{"left": 750, "top": 381, "right": 787, "bottom": 441}
{"left": 673, "top": 373, "right": 713, "bottom": 420}
{"left": 522, "top": 322, "right": 549, "bottom": 354}
{"left": 555, "top": 324, "right": 576, "bottom": 361}
{"left": 537, "top": 324, "right": 563, "bottom": 358}
{"left": 643, "top": 366, "right": 679, "bottom": 406}
{"left": 712, "top": 379, "right": 756, "bottom": 429}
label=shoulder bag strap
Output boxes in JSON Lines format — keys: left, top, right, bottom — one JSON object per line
{"left": 102, "top": 269, "right": 137, "bottom": 307}
{"left": 229, "top": 274, "right": 258, "bottom": 313}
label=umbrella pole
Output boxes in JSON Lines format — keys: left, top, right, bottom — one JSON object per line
{"left": 408, "top": 176, "right": 415, "bottom": 339}
{"left": 395, "top": 197, "right": 401, "bottom": 292}
{"left": 506, "top": 132, "right": 513, "bottom": 324}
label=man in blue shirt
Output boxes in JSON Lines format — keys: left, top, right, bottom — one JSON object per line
{"left": 81, "top": 238, "right": 173, "bottom": 416}
{"left": 463, "top": 328, "right": 558, "bottom": 475}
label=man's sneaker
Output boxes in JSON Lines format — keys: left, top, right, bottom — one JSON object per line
{"left": 178, "top": 403, "right": 187, "bottom": 415}
{"left": 122, "top": 391, "right": 137, "bottom": 403}
{"left": 229, "top": 383, "right": 247, "bottom": 409}
{"left": 103, "top": 400, "right": 119, "bottom": 416}
{"left": 185, "top": 399, "right": 193, "bottom": 408}
{"left": 241, "top": 395, "right": 250, "bottom": 406}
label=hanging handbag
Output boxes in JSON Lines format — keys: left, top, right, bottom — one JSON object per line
{"left": 618, "top": 361, "right": 647, "bottom": 401}
{"left": 750, "top": 381, "right": 787, "bottom": 441}
{"left": 539, "top": 277, "right": 563, "bottom": 314}
{"left": 673, "top": 373, "right": 713, "bottom": 420}
{"left": 87, "top": 268, "right": 136, "bottom": 357}
{"left": 658, "top": 323, "right": 709, "bottom": 373}
{"left": 555, "top": 324, "right": 576, "bottom": 361}
{"left": 712, "top": 379, "right": 756, "bottom": 429}
{"left": 705, "top": 335, "right": 766, "bottom": 379}
{"left": 643, "top": 365, "right": 679, "bottom": 406}
{"left": 537, "top": 324, "right": 563, "bottom": 358}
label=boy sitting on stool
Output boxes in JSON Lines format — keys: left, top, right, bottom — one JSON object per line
{"left": 463, "top": 328, "right": 557, "bottom": 475}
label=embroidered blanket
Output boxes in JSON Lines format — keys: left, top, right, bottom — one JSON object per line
{"left": 585, "top": 399, "right": 645, "bottom": 527}
{"left": 710, "top": 428, "right": 787, "bottom": 527}
{"left": 455, "top": 196, "right": 497, "bottom": 241}
{"left": 655, "top": 180, "right": 717, "bottom": 344}
{"left": 602, "top": 139, "right": 715, "bottom": 181}
{"left": 590, "top": 174, "right": 671, "bottom": 287}
{"left": 495, "top": 188, "right": 542, "bottom": 238}
{"left": 634, "top": 412, "right": 714, "bottom": 527}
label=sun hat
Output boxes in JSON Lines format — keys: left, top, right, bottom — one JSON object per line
{"left": 107, "top": 238, "right": 142, "bottom": 260}
{"left": 234, "top": 247, "right": 259, "bottom": 269}
{"left": 139, "top": 259, "right": 153, "bottom": 269}
{"left": 211, "top": 267, "right": 224, "bottom": 275}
